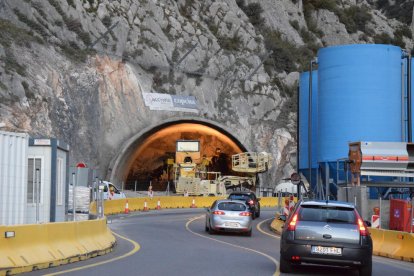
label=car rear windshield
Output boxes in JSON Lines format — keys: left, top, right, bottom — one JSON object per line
{"left": 298, "top": 205, "right": 356, "bottom": 224}
{"left": 218, "top": 202, "right": 246, "bottom": 211}
{"left": 229, "top": 194, "right": 250, "bottom": 201}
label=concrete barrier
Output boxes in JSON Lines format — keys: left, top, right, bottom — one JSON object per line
{"left": 91, "top": 196, "right": 282, "bottom": 215}
{"left": 0, "top": 218, "right": 115, "bottom": 275}
{"left": 270, "top": 217, "right": 284, "bottom": 234}
{"left": 369, "top": 228, "right": 384, "bottom": 256}
{"left": 260, "top": 197, "right": 279, "bottom": 207}
{"left": 394, "top": 231, "right": 414, "bottom": 262}
{"left": 370, "top": 228, "right": 414, "bottom": 262}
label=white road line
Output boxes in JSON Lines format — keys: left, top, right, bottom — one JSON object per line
{"left": 256, "top": 218, "right": 280, "bottom": 239}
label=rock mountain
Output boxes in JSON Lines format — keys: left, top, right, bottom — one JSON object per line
{"left": 0, "top": 0, "right": 413, "bottom": 187}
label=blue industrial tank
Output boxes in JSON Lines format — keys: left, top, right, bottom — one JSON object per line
{"left": 299, "top": 71, "right": 318, "bottom": 169}
{"left": 318, "top": 44, "right": 403, "bottom": 162}
{"left": 411, "top": 58, "right": 414, "bottom": 141}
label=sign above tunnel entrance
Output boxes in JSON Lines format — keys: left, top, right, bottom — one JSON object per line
{"left": 143, "top": 92, "right": 199, "bottom": 113}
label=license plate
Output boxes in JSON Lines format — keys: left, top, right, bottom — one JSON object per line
{"left": 311, "top": 246, "right": 342, "bottom": 255}
{"left": 224, "top": 222, "right": 239, "bottom": 227}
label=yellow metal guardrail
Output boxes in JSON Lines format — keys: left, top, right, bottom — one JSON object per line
{"left": 0, "top": 218, "right": 115, "bottom": 275}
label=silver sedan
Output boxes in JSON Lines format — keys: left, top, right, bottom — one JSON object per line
{"left": 205, "top": 199, "right": 253, "bottom": 236}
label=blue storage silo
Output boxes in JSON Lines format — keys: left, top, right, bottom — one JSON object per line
{"left": 299, "top": 71, "right": 318, "bottom": 170}
{"left": 410, "top": 57, "right": 414, "bottom": 141}
{"left": 318, "top": 44, "right": 403, "bottom": 163}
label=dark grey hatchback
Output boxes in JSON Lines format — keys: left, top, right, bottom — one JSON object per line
{"left": 279, "top": 200, "right": 372, "bottom": 275}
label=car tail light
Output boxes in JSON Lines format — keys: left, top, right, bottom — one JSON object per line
{"left": 239, "top": 212, "right": 251, "bottom": 216}
{"left": 291, "top": 256, "right": 300, "bottom": 261}
{"left": 355, "top": 212, "right": 369, "bottom": 236}
{"left": 248, "top": 200, "right": 254, "bottom": 205}
{"left": 287, "top": 213, "right": 298, "bottom": 231}
{"left": 357, "top": 218, "right": 369, "bottom": 236}
{"left": 213, "top": 211, "right": 225, "bottom": 215}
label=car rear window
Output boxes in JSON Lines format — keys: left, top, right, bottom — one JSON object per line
{"left": 218, "top": 202, "right": 246, "bottom": 211}
{"left": 298, "top": 206, "right": 356, "bottom": 224}
{"left": 229, "top": 194, "right": 250, "bottom": 201}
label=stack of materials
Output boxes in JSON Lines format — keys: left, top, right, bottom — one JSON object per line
{"left": 68, "top": 186, "right": 91, "bottom": 215}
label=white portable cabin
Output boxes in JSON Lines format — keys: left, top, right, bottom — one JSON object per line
{"left": 0, "top": 131, "right": 29, "bottom": 225}
{"left": 27, "top": 138, "right": 70, "bottom": 223}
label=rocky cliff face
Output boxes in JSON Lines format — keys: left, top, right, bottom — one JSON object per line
{"left": 0, "top": 0, "right": 413, "bottom": 187}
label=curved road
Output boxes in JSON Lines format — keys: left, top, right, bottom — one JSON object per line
{"left": 26, "top": 209, "right": 414, "bottom": 276}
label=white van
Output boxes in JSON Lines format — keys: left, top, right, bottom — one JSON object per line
{"left": 99, "top": 181, "right": 126, "bottom": 200}
{"left": 273, "top": 179, "right": 310, "bottom": 197}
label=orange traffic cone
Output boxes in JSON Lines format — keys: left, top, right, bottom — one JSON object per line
{"left": 191, "top": 197, "right": 197, "bottom": 208}
{"left": 124, "top": 200, "right": 129, "bottom": 214}
{"left": 143, "top": 199, "right": 149, "bottom": 212}
{"left": 156, "top": 199, "right": 161, "bottom": 210}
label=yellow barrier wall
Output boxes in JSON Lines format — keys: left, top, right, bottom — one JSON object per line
{"left": 92, "top": 196, "right": 283, "bottom": 215}
{"left": 0, "top": 218, "right": 115, "bottom": 275}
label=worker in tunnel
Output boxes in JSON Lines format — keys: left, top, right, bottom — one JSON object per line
{"left": 148, "top": 185, "right": 154, "bottom": 199}
{"left": 199, "top": 154, "right": 210, "bottom": 179}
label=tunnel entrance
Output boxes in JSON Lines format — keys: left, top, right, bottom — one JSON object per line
{"left": 111, "top": 121, "right": 248, "bottom": 191}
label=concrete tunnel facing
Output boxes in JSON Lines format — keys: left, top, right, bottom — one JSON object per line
{"left": 108, "top": 120, "right": 250, "bottom": 191}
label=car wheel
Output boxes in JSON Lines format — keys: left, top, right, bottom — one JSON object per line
{"left": 279, "top": 257, "right": 293, "bottom": 273}
{"left": 205, "top": 224, "right": 209, "bottom": 232}
{"left": 245, "top": 229, "right": 252, "bottom": 237}
{"left": 208, "top": 223, "right": 215, "bottom": 235}
{"left": 359, "top": 258, "right": 372, "bottom": 276}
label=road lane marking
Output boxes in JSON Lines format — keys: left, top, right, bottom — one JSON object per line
{"left": 186, "top": 216, "right": 280, "bottom": 276}
{"left": 44, "top": 231, "right": 141, "bottom": 276}
{"left": 257, "top": 218, "right": 280, "bottom": 239}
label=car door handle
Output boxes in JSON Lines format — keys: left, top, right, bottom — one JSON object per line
{"left": 323, "top": 234, "right": 332, "bottom": 239}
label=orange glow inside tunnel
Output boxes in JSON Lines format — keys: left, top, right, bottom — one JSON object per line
{"left": 124, "top": 123, "right": 244, "bottom": 187}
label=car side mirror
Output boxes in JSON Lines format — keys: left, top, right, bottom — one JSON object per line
{"left": 103, "top": 186, "right": 108, "bottom": 192}
{"left": 279, "top": 215, "right": 287, "bottom": 222}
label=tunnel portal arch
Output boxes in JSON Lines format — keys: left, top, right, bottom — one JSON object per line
{"left": 108, "top": 118, "right": 250, "bottom": 188}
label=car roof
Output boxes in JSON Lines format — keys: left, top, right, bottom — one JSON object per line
{"left": 216, "top": 199, "right": 248, "bottom": 205}
{"left": 229, "top": 192, "right": 255, "bottom": 195}
{"left": 300, "top": 200, "right": 355, "bottom": 208}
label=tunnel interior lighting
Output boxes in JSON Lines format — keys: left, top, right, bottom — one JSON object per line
{"left": 123, "top": 123, "right": 244, "bottom": 186}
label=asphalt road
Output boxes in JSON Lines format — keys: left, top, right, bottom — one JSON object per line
{"left": 25, "top": 208, "right": 414, "bottom": 276}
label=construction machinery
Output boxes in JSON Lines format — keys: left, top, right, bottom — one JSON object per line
{"left": 174, "top": 140, "right": 226, "bottom": 196}
{"left": 173, "top": 140, "right": 272, "bottom": 196}
{"left": 348, "top": 141, "right": 414, "bottom": 181}
{"left": 231, "top": 152, "right": 272, "bottom": 173}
